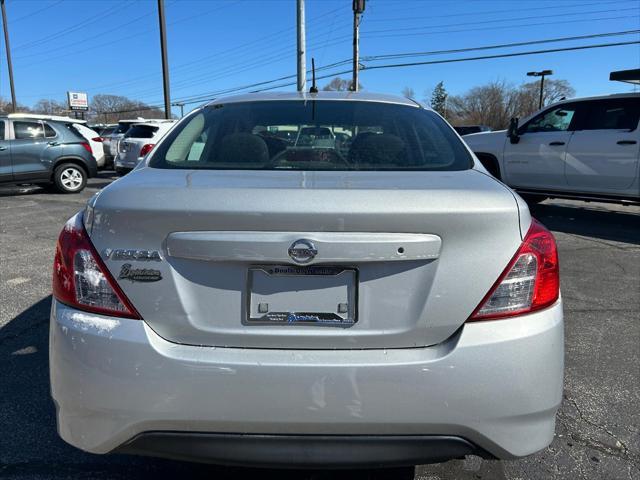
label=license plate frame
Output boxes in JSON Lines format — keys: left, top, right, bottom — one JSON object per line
{"left": 246, "top": 265, "right": 358, "bottom": 327}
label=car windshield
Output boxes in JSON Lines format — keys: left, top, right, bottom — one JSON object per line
{"left": 149, "top": 100, "right": 472, "bottom": 171}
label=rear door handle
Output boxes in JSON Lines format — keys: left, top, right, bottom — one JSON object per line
{"left": 47, "top": 141, "right": 60, "bottom": 146}
{"left": 0, "top": 146, "right": 7, "bottom": 151}
{"left": 549, "top": 141, "right": 565, "bottom": 146}
{"left": 617, "top": 140, "right": 637, "bottom": 145}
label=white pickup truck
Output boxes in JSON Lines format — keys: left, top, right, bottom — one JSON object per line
{"left": 462, "top": 93, "right": 640, "bottom": 205}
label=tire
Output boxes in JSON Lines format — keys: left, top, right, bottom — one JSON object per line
{"left": 53, "top": 163, "right": 87, "bottom": 193}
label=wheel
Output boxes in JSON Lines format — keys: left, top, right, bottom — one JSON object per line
{"left": 53, "top": 163, "right": 87, "bottom": 193}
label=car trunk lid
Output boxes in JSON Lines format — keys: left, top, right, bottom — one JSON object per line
{"left": 89, "top": 167, "right": 522, "bottom": 349}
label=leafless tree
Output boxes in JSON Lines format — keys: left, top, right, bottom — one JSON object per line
{"left": 322, "top": 77, "right": 363, "bottom": 91}
{"left": 32, "top": 99, "right": 68, "bottom": 115}
{"left": 90, "top": 94, "right": 165, "bottom": 123}
{"left": 401, "top": 86, "right": 415, "bottom": 98}
{"left": 447, "top": 78, "right": 575, "bottom": 130}
{"left": 516, "top": 79, "right": 576, "bottom": 118}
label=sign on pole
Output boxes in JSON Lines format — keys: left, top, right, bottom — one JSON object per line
{"left": 67, "top": 91, "right": 88, "bottom": 111}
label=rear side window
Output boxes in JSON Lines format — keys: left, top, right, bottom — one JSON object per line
{"left": 150, "top": 101, "right": 472, "bottom": 171}
{"left": 43, "top": 122, "right": 57, "bottom": 138}
{"left": 0, "top": 121, "right": 5, "bottom": 140}
{"left": 581, "top": 98, "right": 640, "bottom": 130}
{"left": 125, "top": 125, "right": 158, "bottom": 139}
{"left": 13, "top": 121, "right": 45, "bottom": 139}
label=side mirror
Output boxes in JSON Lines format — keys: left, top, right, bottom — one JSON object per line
{"left": 507, "top": 117, "right": 520, "bottom": 144}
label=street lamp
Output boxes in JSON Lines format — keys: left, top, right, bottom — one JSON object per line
{"left": 527, "top": 70, "right": 553, "bottom": 109}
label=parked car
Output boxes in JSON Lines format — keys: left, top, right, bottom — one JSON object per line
{"left": 462, "top": 93, "right": 640, "bottom": 205}
{"left": 7, "top": 114, "right": 105, "bottom": 169}
{"left": 96, "top": 125, "right": 116, "bottom": 166}
{"left": 453, "top": 125, "right": 491, "bottom": 136}
{"left": 0, "top": 114, "right": 97, "bottom": 193}
{"left": 106, "top": 119, "right": 144, "bottom": 159}
{"left": 69, "top": 122, "right": 105, "bottom": 169}
{"left": 50, "top": 92, "right": 562, "bottom": 469}
{"left": 114, "top": 120, "right": 176, "bottom": 175}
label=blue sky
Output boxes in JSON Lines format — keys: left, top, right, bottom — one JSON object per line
{"left": 1, "top": 0, "right": 639, "bottom": 116}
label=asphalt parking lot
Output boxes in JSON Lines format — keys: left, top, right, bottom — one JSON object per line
{"left": 0, "top": 172, "right": 638, "bottom": 480}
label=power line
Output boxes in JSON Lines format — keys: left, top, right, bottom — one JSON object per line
{"left": 363, "top": 14, "right": 639, "bottom": 40}
{"left": 365, "top": 0, "right": 636, "bottom": 23}
{"left": 168, "top": 38, "right": 640, "bottom": 107}
{"left": 12, "top": 0, "right": 132, "bottom": 51}
{"left": 363, "top": 40, "right": 640, "bottom": 72}
{"left": 9, "top": 0, "right": 64, "bottom": 23}
{"left": 363, "top": 29, "right": 640, "bottom": 61}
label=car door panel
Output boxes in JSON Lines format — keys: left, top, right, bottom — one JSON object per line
{"left": 0, "top": 119, "right": 11, "bottom": 180}
{"left": 503, "top": 103, "right": 581, "bottom": 190}
{"left": 9, "top": 120, "right": 51, "bottom": 177}
{"left": 565, "top": 98, "right": 640, "bottom": 193}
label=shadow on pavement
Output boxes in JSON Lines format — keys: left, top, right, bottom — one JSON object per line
{"left": 0, "top": 296, "right": 415, "bottom": 480}
{"left": 530, "top": 201, "right": 640, "bottom": 245}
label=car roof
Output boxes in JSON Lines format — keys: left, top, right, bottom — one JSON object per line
{"left": 5, "top": 112, "right": 87, "bottom": 124}
{"left": 204, "top": 91, "right": 422, "bottom": 108}
{"left": 131, "top": 121, "right": 175, "bottom": 128}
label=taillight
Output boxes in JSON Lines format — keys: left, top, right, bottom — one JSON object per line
{"left": 469, "top": 219, "right": 559, "bottom": 321}
{"left": 81, "top": 142, "right": 92, "bottom": 155}
{"left": 92, "top": 137, "right": 103, "bottom": 142}
{"left": 139, "top": 143, "right": 155, "bottom": 157}
{"left": 52, "top": 213, "right": 141, "bottom": 319}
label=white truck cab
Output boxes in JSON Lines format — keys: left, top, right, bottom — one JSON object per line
{"left": 463, "top": 93, "right": 640, "bottom": 204}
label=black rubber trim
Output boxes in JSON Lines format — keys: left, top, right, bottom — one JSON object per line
{"left": 115, "top": 432, "right": 494, "bottom": 468}
{"left": 513, "top": 187, "right": 639, "bottom": 205}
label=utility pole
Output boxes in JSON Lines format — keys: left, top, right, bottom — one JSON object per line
{"left": 1, "top": 0, "right": 17, "bottom": 112}
{"left": 172, "top": 102, "right": 184, "bottom": 117}
{"left": 351, "top": 0, "right": 365, "bottom": 92}
{"left": 296, "top": 0, "right": 306, "bottom": 92}
{"left": 527, "top": 70, "right": 553, "bottom": 109}
{"left": 157, "top": 0, "right": 171, "bottom": 119}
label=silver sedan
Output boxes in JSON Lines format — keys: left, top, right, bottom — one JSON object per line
{"left": 49, "top": 91, "right": 563, "bottom": 468}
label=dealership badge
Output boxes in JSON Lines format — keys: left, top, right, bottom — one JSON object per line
{"left": 118, "top": 264, "right": 162, "bottom": 282}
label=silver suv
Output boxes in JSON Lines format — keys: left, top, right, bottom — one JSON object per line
{"left": 0, "top": 115, "right": 97, "bottom": 193}
{"left": 50, "top": 92, "right": 563, "bottom": 468}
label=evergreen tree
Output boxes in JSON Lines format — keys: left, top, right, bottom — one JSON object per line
{"left": 430, "top": 81, "right": 448, "bottom": 116}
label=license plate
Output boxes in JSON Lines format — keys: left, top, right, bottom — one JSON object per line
{"left": 247, "top": 265, "right": 357, "bottom": 326}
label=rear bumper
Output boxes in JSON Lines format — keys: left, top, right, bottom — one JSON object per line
{"left": 50, "top": 299, "right": 563, "bottom": 464}
{"left": 117, "top": 432, "right": 491, "bottom": 468}
{"left": 114, "top": 156, "right": 141, "bottom": 170}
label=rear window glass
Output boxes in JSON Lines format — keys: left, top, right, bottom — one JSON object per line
{"left": 582, "top": 99, "right": 640, "bottom": 130}
{"left": 125, "top": 125, "right": 158, "bottom": 139}
{"left": 43, "top": 122, "right": 57, "bottom": 138}
{"left": 114, "top": 123, "right": 133, "bottom": 134}
{"left": 14, "top": 121, "right": 45, "bottom": 139}
{"left": 150, "top": 101, "right": 472, "bottom": 171}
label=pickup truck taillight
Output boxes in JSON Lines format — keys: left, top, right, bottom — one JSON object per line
{"left": 469, "top": 219, "right": 559, "bottom": 321}
{"left": 139, "top": 143, "right": 155, "bottom": 157}
{"left": 52, "top": 213, "right": 141, "bottom": 319}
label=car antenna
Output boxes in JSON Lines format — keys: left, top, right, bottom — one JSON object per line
{"left": 309, "top": 58, "right": 318, "bottom": 94}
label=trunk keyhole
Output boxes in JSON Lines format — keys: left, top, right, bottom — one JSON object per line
{"left": 397, "top": 247, "right": 405, "bottom": 255}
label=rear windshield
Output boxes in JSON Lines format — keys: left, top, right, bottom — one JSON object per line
{"left": 114, "top": 123, "right": 134, "bottom": 134}
{"left": 149, "top": 101, "right": 472, "bottom": 171}
{"left": 125, "top": 124, "right": 158, "bottom": 139}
